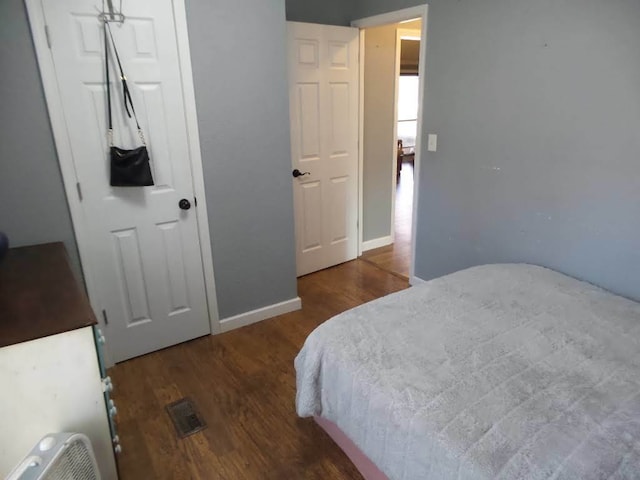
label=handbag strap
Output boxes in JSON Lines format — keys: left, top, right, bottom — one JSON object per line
{"left": 104, "top": 22, "right": 146, "bottom": 146}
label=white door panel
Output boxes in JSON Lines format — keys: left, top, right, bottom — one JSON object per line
{"left": 288, "top": 22, "right": 359, "bottom": 276}
{"left": 42, "top": 0, "right": 210, "bottom": 362}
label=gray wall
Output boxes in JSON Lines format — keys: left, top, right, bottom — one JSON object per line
{"left": 186, "top": 0, "right": 297, "bottom": 318}
{"left": 1, "top": 0, "right": 297, "bottom": 320}
{"left": 362, "top": 23, "right": 397, "bottom": 242}
{"left": 354, "top": 0, "right": 421, "bottom": 19}
{"left": 285, "top": 0, "right": 354, "bottom": 26}
{"left": 0, "top": 0, "right": 82, "bottom": 281}
{"left": 356, "top": 0, "right": 640, "bottom": 301}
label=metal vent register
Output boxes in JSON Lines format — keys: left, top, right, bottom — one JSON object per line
{"left": 166, "top": 398, "right": 207, "bottom": 438}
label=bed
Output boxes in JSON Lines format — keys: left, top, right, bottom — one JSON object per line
{"left": 295, "top": 264, "right": 640, "bottom": 480}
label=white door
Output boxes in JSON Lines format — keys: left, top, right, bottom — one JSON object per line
{"left": 288, "top": 22, "right": 360, "bottom": 277}
{"left": 40, "top": 0, "right": 210, "bottom": 362}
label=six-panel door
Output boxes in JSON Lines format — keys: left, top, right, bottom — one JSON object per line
{"left": 43, "top": 0, "right": 210, "bottom": 362}
{"left": 288, "top": 22, "right": 359, "bottom": 277}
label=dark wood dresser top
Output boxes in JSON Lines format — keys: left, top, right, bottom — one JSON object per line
{"left": 0, "top": 242, "right": 96, "bottom": 348}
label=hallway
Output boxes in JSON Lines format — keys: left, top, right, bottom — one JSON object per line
{"left": 360, "top": 160, "right": 414, "bottom": 279}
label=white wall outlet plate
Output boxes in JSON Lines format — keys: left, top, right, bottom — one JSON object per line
{"left": 427, "top": 134, "right": 438, "bottom": 152}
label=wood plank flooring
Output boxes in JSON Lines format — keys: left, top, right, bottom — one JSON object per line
{"left": 360, "top": 161, "right": 414, "bottom": 279}
{"left": 109, "top": 259, "right": 408, "bottom": 480}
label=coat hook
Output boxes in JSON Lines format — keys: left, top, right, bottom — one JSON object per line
{"left": 97, "top": 0, "right": 125, "bottom": 24}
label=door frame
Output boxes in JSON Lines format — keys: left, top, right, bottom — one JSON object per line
{"left": 25, "top": 0, "right": 221, "bottom": 365}
{"left": 352, "top": 5, "right": 428, "bottom": 284}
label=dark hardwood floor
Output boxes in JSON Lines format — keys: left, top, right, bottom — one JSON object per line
{"left": 109, "top": 259, "right": 408, "bottom": 480}
{"left": 360, "top": 161, "right": 414, "bottom": 279}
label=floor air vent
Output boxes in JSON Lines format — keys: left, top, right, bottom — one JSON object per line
{"left": 166, "top": 397, "right": 207, "bottom": 438}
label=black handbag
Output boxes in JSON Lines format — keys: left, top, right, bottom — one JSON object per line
{"left": 105, "top": 23, "right": 154, "bottom": 187}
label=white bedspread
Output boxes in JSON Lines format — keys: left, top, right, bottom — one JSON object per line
{"left": 295, "top": 264, "right": 640, "bottom": 479}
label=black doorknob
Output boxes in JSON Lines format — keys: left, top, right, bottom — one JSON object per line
{"left": 179, "top": 198, "right": 191, "bottom": 210}
{"left": 292, "top": 169, "right": 310, "bottom": 178}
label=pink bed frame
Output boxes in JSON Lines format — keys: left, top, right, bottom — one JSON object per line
{"left": 314, "top": 416, "right": 389, "bottom": 480}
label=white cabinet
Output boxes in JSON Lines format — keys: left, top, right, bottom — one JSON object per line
{"left": 0, "top": 326, "right": 118, "bottom": 479}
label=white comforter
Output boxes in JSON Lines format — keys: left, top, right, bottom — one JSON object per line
{"left": 295, "top": 264, "right": 640, "bottom": 479}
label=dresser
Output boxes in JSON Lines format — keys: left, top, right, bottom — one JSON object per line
{"left": 0, "top": 243, "right": 119, "bottom": 479}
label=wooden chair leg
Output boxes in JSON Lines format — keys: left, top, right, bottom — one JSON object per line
{"left": 397, "top": 140, "right": 403, "bottom": 179}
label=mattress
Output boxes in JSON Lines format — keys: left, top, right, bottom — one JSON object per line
{"left": 295, "top": 264, "right": 640, "bottom": 479}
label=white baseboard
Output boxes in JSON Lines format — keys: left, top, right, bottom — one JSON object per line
{"left": 361, "top": 235, "right": 393, "bottom": 252}
{"left": 219, "top": 297, "right": 302, "bottom": 333}
{"left": 409, "top": 275, "right": 426, "bottom": 286}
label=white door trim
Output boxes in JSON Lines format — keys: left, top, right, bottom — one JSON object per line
{"left": 357, "top": 30, "right": 366, "bottom": 256}
{"left": 171, "top": 1, "right": 221, "bottom": 335}
{"left": 352, "top": 4, "right": 429, "bottom": 280}
{"left": 25, "top": 0, "right": 220, "bottom": 365}
{"left": 351, "top": 5, "right": 428, "bottom": 30}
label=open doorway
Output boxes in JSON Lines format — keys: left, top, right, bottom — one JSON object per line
{"left": 357, "top": 14, "right": 424, "bottom": 280}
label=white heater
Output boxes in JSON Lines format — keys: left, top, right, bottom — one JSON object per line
{"left": 6, "top": 433, "right": 101, "bottom": 480}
